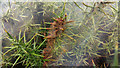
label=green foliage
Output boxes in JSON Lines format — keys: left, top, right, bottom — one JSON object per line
{"left": 2, "top": 28, "right": 46, "bottom": 67}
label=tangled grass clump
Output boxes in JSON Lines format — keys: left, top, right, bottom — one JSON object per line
{"left": 0, "top": 1, "right": 119, "bottom": 68}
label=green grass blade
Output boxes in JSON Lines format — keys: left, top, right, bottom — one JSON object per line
{"left": 31, "top": 53, "right": 44, "bottom": 57}
{"left": 26, "top": 33, "right": 37, "bottom": 45}
{"left": 113, "top": 42, "right": 118, "bottom": 67}
{"left": 74, "top": 2, "right": 84, "bottom": 11}
{"left": 60, "top": 2, "right": 66, "bottom": 18}
{"left": 3, "top": 28, "right": 13, "bottom": 39}
{"left": 12, "top": 56, "right": 21, "bottom": 68}
{"left": 37, "top": 39, "right": 46, "bottom": 49}
{"left": 3, "top": 46, "right": 17, "bottom": 56}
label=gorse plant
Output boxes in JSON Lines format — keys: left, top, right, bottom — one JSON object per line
{"left": 1, "top": 1, "right": 119, "bottom": 68}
